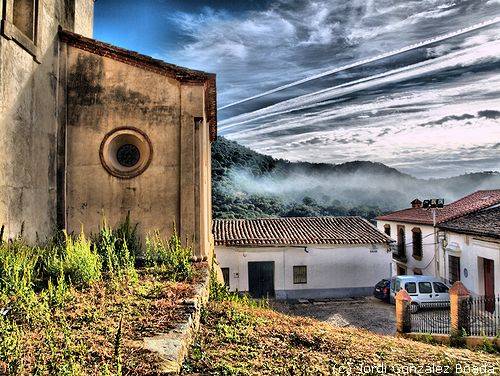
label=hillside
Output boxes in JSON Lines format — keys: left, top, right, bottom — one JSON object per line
{"left": 182, "top": 301, "right": 499, "bottom": 375}
{"left": 212, "top": 137, "right": 500, "bottom": 220}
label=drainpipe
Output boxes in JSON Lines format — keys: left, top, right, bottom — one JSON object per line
{"left": 432, "top": 208, "right": 439, "bottom": 278}
{"left": 282, "top": 248, "right": 286, "bottom": 299}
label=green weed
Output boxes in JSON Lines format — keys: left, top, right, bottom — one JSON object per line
{"left": 144, "top": 230, "right": 193, "bottom": 281}
{"left": 94, "top": 219, "right": 136, "bottom": 280}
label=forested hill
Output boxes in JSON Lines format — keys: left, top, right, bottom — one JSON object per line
{"left": 212, "top": 137, "right": 500, "bottom": 221}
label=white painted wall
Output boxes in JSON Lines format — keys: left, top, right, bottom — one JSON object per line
{"left": 377, "top": 221, "right": 438, "bottom": 277}
{"left": 215, "top": 244, "right": 392, "bottom": 299}
{"left": 442, "top": 232, "right": 500, "bottom": 295}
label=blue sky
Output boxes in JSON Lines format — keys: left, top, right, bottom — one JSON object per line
{"left": 95, "top": 1, "right": 500, "bottom": 178}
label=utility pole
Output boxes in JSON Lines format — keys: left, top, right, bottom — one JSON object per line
{"left": 423, "top": 199, "right": 444, "bottom": 278}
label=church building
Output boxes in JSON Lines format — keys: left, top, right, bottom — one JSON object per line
{"left": 0, "top": 1, "right": 216, "bottom": 260}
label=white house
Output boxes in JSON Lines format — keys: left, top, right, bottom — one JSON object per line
{"left": 213, "top": 217, "right": 392, "bottom": 299}
{"left": 376, "top": 190, "right": 500, "bottom": 280}
{"left": 438, "top": 207, "right": 500, "bottom": 297}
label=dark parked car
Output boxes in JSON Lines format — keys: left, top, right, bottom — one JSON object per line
{"left": 373, "top": 279, "right": 390, "bottom": 302}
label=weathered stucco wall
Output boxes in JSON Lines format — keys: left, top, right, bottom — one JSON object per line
{"left": 0, "top": 0, "right": 93, "bottom": 241}
{"left": 216, "top": 244, "right": 392, "bottom": 299}
{"left": 63, "top": 46, "right": 212, "bottom": 257}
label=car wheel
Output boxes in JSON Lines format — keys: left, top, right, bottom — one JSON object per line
{"left": 410, "top": 302, "right": 419, "bottom": 314}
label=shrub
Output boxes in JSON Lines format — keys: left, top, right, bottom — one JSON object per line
{"left": 0, "top": 315, "right": 23, "bottom": 375}
{"left": 114, "top": 212, "right": 141, "bottom": 258}
{"left": 93, "top": 219, "right": 136, "bottom": 280}
{"left": 0, "top": 239, "right": 39, "bottom": 298}
{"left": 0, "top": 240, "right": 42, "bottom": 321}
{"left": 144, "top": 230, "right": 192, "bottom": 281}
{"left": 47, "top": 232, "right": 101, "bottom": 288}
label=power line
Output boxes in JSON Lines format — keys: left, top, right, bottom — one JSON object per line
{"left": 218, "top": 16, "right": 500, "bottom": 111}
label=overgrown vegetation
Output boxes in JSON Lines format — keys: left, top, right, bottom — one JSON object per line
{"left": 208, "top": 262, "right": 267, "bottom": 309}
{"left": 145, "top": 229, "right": 193, "bottom": 282}
{"left": 0, "top": 218, "right": 198, "bottom": 375}
{"left": 183, "top": 301, "right": 500, "bottom": 375}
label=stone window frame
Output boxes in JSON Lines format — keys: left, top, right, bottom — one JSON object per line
{"left": 1, "top": 0, "right": 41, "bottom": 61}
{"left": 411, "top": 227, "right": 423, "bottom": 260}
{"left": 293, "top": 265, "right": 307, "bottom": 284}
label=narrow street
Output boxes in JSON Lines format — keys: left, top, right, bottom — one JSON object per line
{"left": 272, "top": 297, "right": 396, "bottom": 335}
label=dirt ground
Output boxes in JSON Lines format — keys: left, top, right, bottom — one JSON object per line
{"left": 271, "top": 296, "right": 396, "bottom": 335}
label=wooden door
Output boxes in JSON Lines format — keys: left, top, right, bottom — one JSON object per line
{"left": 484, "top": 259, "right": 495, "bottom": 313}
{"left": 248, "top": 261, "right": 275, "bottom": 298}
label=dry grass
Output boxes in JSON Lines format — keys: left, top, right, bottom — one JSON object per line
{"left": 2, "top": 264, "right": 206, "bottom": 376}
{"left": 183, "top": 301, "right": 500, "bottom": 375}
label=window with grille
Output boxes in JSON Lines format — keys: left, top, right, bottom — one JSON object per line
{"left": 448, "top": 255, "right": 460, "bottom": 284}
{"left": 412, "top": 227, "right": 422, "bottom": 259}
{"left": 293, "top": 266, "right": 307, "bottom": 284}
{"left": 397, "top": 225, "right": 406, "bottom": 257}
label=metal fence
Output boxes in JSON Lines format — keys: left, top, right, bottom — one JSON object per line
{"left": 468, "top": 295, "right": 500, "bottom": 337}
{"left": 409, "top": 295, "right": 500, "bottom": 337}
{"left": 410, "top": 302, "right": 450, "bottom": 334}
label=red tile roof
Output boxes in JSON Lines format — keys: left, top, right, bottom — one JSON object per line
{"left": 376, "top": 190, "right": 500, "bottom": 225}
{"left": 213, "top": 217, "right": 391, "bottom": 247}
{"left": 439, "top": 206, "right": 500, "bottom": 239}
{"left": 59, "top": 29, "right": 217, "bottom": 141}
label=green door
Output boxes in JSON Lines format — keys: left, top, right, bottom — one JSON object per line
{"left": 248, "top": 261, "right": 275, "bottom": 298}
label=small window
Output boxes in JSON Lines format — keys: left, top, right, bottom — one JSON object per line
{"left": 433, "top": 282, "right": 449, "bottom": 293}
{"left": 13, "top": 0, "right": 36, "bottom": 41}
{"left": 405, "top": 282, "right": 417, "bottom": 294}
{"left": 418, "top": 282, "right": 432, "bottom": 294}
{"left": 412, "top": 228, "right": 422, "bottom": 259}
{"left": 394, "top": 279, "right": 401, "bottom": 291}
{"left": 221, "top": 267, "right": 230, "bottom": 288}
{"left": 2, "top": 0, "right": 40, "bottom": 58}
{"left": 384, "top": 224, "right": 391, "bottom": 236}
{"left": 293, "top": 265, "right": 307, "bottom": 284}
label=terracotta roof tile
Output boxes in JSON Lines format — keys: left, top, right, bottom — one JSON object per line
{"left": 439, "top": 206, "right": 500, "bottom": 239}
{"left": 213, "top": 217, "right": 391, "bottom": 247}
{"left": 376, "top": 190, "right": 500, "bottom": 225}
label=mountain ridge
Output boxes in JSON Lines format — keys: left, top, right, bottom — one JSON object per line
{"left": 212, "top": 137, "right": 500, "bottom": 220}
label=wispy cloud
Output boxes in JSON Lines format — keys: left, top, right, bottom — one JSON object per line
{"left": 164, "top": 0, "right": 500, "bottom": 178}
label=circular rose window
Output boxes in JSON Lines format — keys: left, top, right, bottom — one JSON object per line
{"left": 100, "top": 127, "right": 152, "bottom": 179}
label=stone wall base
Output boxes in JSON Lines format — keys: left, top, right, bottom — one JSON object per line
{"left": 143, "top": 266, "right": 212, "bottom": 375}
{"left": 405, "top": 333, "right": 500, "bottom": 350}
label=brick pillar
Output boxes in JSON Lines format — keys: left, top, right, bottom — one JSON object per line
{"left": 450, "top": 281, "right": 470, "bottom": 336}
{"left": 395, "top": 289, "right": 412, "bottom": 334}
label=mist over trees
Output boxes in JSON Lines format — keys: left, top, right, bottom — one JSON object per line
{"left": 212, "top": 137, "right": 500, "bottom": 221}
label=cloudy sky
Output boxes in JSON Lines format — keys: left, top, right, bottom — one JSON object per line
{"left": 95, "top": 0, "right": 500, "bottom": 178}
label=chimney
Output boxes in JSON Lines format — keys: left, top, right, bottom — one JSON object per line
{"left": 411, "top": 199, "right": 422, "bottom": 208}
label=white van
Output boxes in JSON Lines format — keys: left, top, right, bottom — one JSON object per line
{"left": 390, "top": 275, "right": 450, "bottom": 312}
